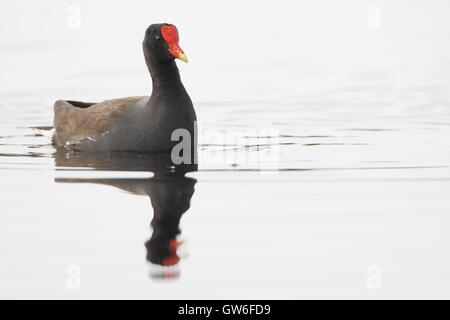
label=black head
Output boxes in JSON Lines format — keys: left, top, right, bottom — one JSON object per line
{"left": 143, "top": 23, "right": 187, "bottom": 64}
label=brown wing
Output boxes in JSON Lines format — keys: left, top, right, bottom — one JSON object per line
{"left": 53, "top": 96, "right": 146, "bottom": 146}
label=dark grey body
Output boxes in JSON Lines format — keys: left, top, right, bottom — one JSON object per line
{"left": 53, "top": 23, "right": 196, "bottom": 152}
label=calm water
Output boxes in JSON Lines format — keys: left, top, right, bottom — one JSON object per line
{"left": 1, "top": 1, "right": 450, "bottom": 299}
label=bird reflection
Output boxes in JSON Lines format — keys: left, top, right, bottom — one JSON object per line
{"left": 54, "top": 150, "right": 197, "bottom": 279}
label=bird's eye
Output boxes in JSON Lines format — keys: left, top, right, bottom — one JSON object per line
{"left": 156, "top": 35, "right": 161, "bottom": 41}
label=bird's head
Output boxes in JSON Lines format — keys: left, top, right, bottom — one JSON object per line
{"left": 143, "top": 23, "right": 188, "bottom": 64}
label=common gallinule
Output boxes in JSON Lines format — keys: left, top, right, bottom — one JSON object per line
{"left": 53, "top": 23, "right": 196, "bottom": 152}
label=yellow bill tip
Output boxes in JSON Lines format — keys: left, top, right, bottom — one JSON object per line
{"left": 178, "top": 53, "right": 188, "bottom": 63}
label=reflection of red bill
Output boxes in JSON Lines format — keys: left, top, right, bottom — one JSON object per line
{"left": 163, "top": 271, "right": 180, "bottom": 279}
{"left": 162, "top": 255, "right": 180, "bottom": 267}
{"left": 162, "top": 239, "right": 184, "bottom": 266}
{"left": 161, "top": 25, "right": 188, "bottom": 63}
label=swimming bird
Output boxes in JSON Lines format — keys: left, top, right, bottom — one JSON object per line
{"left": 53, "top": 23, "right": 196, "bottom": 152}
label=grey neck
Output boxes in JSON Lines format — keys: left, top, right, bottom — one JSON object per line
{"left": 145, "top": 53, "right": 183, "bottom": 97}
